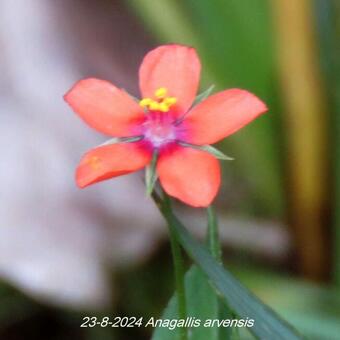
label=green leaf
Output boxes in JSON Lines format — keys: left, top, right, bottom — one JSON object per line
{"left": 151, "top": 290, "right": 179, "bottom": 340}
{"left": 99, "top": 136, "right": 142, "bottom": 146}
{"left": 153, "top": 205, "right": 233, "bottom": 340}
{"left": 152, "top": 193, "right": 303, "bottom": 340}
{"left": 175, "top": 86, "right": 216, "bottom": 125}
{"left": 178, "top": 142, "right": 234, "bottom": 161}
{"left": 192, "top": 85, "right": 215, "bottom": 107}
{"left": 152, "top": 266, "right": 227, "bottom": 340}
{"left": 145, "top": 152, "right": 159, "bottom": 195}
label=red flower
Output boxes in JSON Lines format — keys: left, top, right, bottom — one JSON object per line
{"left": 64, "top": 45, "right": 267, "bottom": 207}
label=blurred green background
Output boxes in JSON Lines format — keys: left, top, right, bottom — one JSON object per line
{"left": 0, "top": 0, "right": 339, "bottom": 339}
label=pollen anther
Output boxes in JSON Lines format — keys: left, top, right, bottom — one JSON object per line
{"left": 139, "top": 98, "right": 152, "bottom": 108}
{"left": 159, "top": 102, "right": 170, "bottom": 112}
{"left": 139, "top": 87, "right": 177, "bottom": 113}
{"left": 149, "top": 102, "right": 160, "bottom": 111}
{"left": 155, "top": 87, "right": 167, "bottom": 99}
{"left": 163, "top": 97, "right": 177, "bottom": 105}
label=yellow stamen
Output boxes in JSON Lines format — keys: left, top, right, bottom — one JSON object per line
{"left": 155, "top": 87, "right": 167, "bottom": 99}
{"left": 163, "top": 97, "right": 177, "bottom": 105}
{"left": 139, "top": 87, "right": 177, "bottom": 112}
{"left": 149, "top": 101, "right": 160, "bottom": 111}
{"left": 139, "top": 98, "right": 152, "bottom": 108}
{"left": 159, "top": 102, "right": 170, "bottom": 112}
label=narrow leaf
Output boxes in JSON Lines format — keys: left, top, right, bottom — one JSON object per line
{"left": 152, "top": 193, "right": 303, "bottom": 340}
{"left": 178, "top": 142, "right": 234, "bottom": 161}
{"left": 153, "top": 206, "right": 233, "bottom": 340}
{"left": 192, "top": 85, "right": 215, "bottom": 107}
{"left": 99, "top": 136, "right": 142, "bottom": 147}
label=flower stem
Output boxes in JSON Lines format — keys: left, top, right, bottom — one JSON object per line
{"left": 207, "top": 205, "right": 222, "bottom": 262}
{"left": 207, "top": 205, "right": 235, "bottom": 339}
{"left": 162, "top": 193, "right": 188, "bottom": 340}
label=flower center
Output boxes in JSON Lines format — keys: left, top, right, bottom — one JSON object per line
{"left": 140, "top": 88, "right": 179, "bottom": 148}
{"left": 143, "top": 113, "right": 176, "bottom": 148}
{"left": 139, "top": 87, "right": 177, "bottom": 112}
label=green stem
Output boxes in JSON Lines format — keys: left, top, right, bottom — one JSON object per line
{"left": 207, "top": 205, "right": 222, "bottom": 262}
{"left": 162, "top": 193, "right": 188, "bottom": 340}
{"left": 152, "top": 191, "right": 302, "bottom": 339}
{"left": 207, "top": 205, "right": 234, "bottom": 339}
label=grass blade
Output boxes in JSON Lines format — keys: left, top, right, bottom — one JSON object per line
{"left": 152, "top": 193, "right": 303, "bottom": 339}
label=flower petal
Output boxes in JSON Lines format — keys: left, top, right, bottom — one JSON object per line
{"left": 182, "top": 89, "right": 267, "bottom": 145}
{"left": 139, "top": 45, "right": 201, "bottom": 116}
{"left": 157, "top": 146, "right": 220, "bottom": 207}
{"left": 76, "top": 142, "right": 152, "bottom": 188}
{"left": 64, "top": 78, "right": 144, "bottom": 136}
